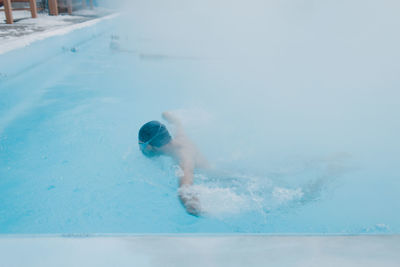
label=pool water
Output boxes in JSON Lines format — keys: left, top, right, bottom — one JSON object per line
{"left": 0, "top": 1, "right": 399, "bottom": 233}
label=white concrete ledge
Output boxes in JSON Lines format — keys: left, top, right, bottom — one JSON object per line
{"left": 0, "top": 235, "right": 399, "bottom": 267}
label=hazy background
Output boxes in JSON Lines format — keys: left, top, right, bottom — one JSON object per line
{"left": 103, "top": 0, "right": 400, "bottom": 227}
{"left": 109, "top": 0, "right": 400, "bottom": 165}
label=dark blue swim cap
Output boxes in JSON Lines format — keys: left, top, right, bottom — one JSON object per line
{"left": 138, "top": 121, "right": 172, "bottom": 148}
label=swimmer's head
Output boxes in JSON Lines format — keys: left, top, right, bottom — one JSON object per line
{"left": 138, "top": 121, "right": 172, "bottom": 157}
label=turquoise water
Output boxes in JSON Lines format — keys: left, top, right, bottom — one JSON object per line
{"left": 1, "top": 1, "right": 400, "bottom": 233}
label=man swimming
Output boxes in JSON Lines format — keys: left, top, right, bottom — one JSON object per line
{"left": 138, "top": 112, "right": 207, "bottom": 216}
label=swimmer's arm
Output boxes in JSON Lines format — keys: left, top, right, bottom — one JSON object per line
{"left": 178, "top": 159, "right": 201, "bottom": 216}
{"left": 163, "top": 111, "right": 209, "bottom": 169}
{"left": 179, "top": 158, "right": 194, "bottom": 186}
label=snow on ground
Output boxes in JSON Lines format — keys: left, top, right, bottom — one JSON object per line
{"left": 0, "top": 8, "right": 115, "bottom": 55}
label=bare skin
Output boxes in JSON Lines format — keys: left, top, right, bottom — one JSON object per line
{"left": 142, "top": 111, "right": 207, "bottom": 216}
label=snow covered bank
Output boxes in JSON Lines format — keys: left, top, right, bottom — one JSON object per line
{"left": 0, "top": 9, "right": 117, "bottom": 55}
{"left": 0, "top": 11, "right": 118, "bottom": 80}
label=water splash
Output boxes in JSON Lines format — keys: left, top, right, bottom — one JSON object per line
{"left": 174, "top": 153, "right": 354, "bottom": 219}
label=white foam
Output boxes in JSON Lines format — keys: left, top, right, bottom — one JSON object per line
{"left": 272, "top": 187, "right": 304, "bottom": 204}
{"left": 183, "top": 169, "right": 329, "bottom": 218}
{"left": 183, "top": 184, "right": 252, "bottom": 217}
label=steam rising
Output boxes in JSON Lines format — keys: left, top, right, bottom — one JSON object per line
{"left": 108, "top": 0, "right": 400, "bottom": 219}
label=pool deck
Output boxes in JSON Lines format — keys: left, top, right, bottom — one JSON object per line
{"left": 0, "top": 8, "right": 115, "bottom": 55}
{"left": 0, "top": 235, "right": 399, "bottom": 267}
